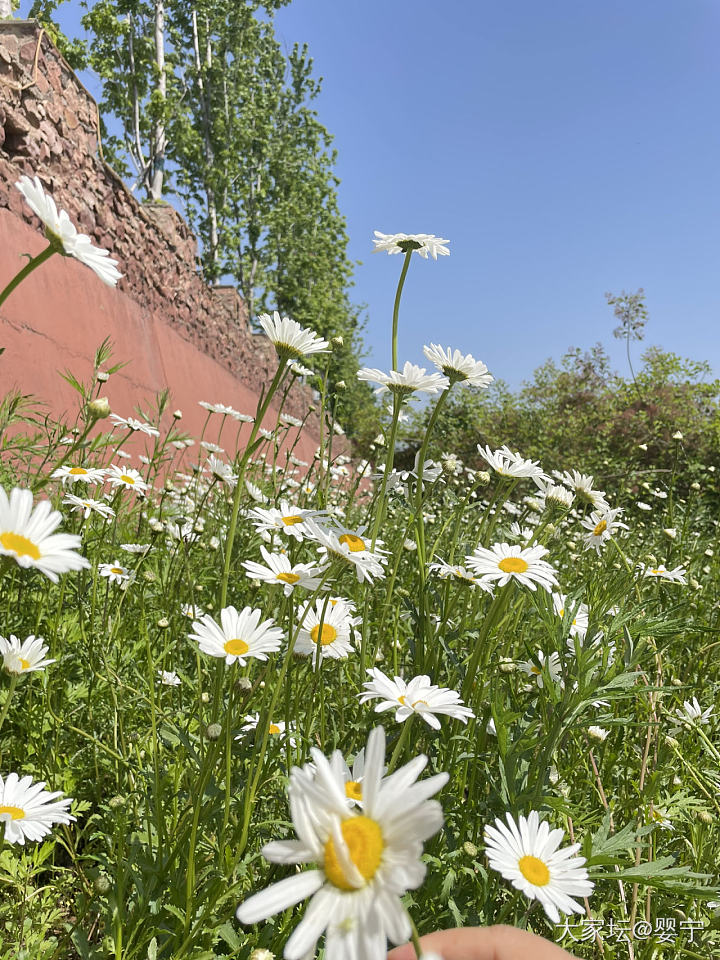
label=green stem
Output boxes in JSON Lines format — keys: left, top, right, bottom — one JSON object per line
{"left": 369, "top": 394, "right": 402, "bottom": 550}
{"left": 0, "top": 243, "right": 57, "bottom": 310}
{"left": 391, "top": 249, "right": 413, "bottom": 370}
{"left": 0, "top": 674, "right": 18, "bottom": 743}
{"left": 387, "top": 716, "right": 414, "bottom": 774}
{"left": 405, "top": 908, "right": 424, "bottom": 960}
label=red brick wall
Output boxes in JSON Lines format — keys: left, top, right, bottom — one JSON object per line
{"left": 0, "top": 20, "right": 331, "bottom": 466}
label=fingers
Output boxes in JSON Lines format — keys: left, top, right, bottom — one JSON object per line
{"left": 387, "top": 925, "right": 579, "bottom": 960}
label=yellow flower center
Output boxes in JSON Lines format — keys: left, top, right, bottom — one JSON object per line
{"left": 269, "top": 723, "right": 281, "bottom": 735}
{"left": 19, "top": 658, "right": 30, "bottom": 670}
{"left": 558, "top": 607, "right": 565, "bottom": 617}
{"left": 282, "top": 515, "right": 303, "bottom": 526}
{"left": 276, "top": 572, "right": 300, "bottom": 584}
{"left": 412, "top": 699, "right": 428, "bottom": 708}
{"left": 398, "top": 695, "right": 407, "bottom": 705}
{"left": 0, "top": 805, "right": 25, "bottom": 820}
{"left": 69, "top": 467, "right": 88, "bottom": 475}
{"left": 0, "top": 531, "right": 41, "bottom": 560}
{"left": 120, "top": 475, "right": 135, "bottom": 485}
{"left": 323, "top": 816, "right": 384, "bottom": 890}
{"left": 593, "top": 520, "right": 607, "bottom": 536}
{"left": 498, "top": 557, "right": 528, "bottom": 574}
{"left": 110, "top": 567, "right": 124, "bottom": 575}
{"left": 339, "top": 534, "right": 366, "bottom": 552}
{"left": 310, "top": 624, "right": 338, "bottom": 645}
{"left": 530, "top": 665, "right": 542, "bottom": 675}
{"left": 224, "top": 637, "right": 249, "bottom": 656}
{"left": 345, "top": 781, "right": 363, "bottom": 802}
{"left": 518, "top": 854, "right": 550, "bottom": 886}
{"left": 651, "top": 568, "right": 661, "bottom": 575}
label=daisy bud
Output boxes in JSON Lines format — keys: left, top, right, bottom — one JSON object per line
{"left": 663, "top": 527, "right": 677, "bottom": 539}
{"left": 671, "top": 678, "right": 682, "bottom": 687}
{"left": 235, "top": 677, "right": 252, "bottom": 692}
{"left": 250, "top": 950, "right": 276, "bottom": 960}
{"left": 588, "top": 725, "right": 609, "bottom": 742}
{"left": 209, "top": 536, "right": 220, "bottom": 550}
{"left": 664, "top": 735, "right": 679, "bottom": 749}
{"left": 691, "top": 482, "right": 701, "bottom": 491}
{"left": 673, "top": 776, "right": 682, "bottom": 786}
{"left": 157, "top": 618, "right": 169, "bottom": 629}
{"left": 705, "top": 548, "right": 714, "bottom": 557}
{"left": 108, "top": 795, "right": 125, "bottom": 811}
{"left": 94, "top": 875, "right": 112, "bottom": 894}
{"left": 697, "top": 809, "right": 713, "bottom": 823}
{"left": 477, "top": 471, "right": 491, "bottom": 486}
{"left": 143, "top": 570, "right": 157, "bottom": 583}
{"left": 672, "top": 431, "right": 684, "bottom": 440}
{"left": 87, "top": 397, "right": 111, "bottom": 419}
{"left": 149, "top": 517, "right": 164, "bottom": 532}
{"left": 205, "top": 723, "right": 222, "bottom": 740}
{"left": 463, "top": 841, "right": 478, "bottom": 857}
{"left": 96, "top": 371, "right": 110, "bottom": 382}
{"left": 201, "top": 692, "right": 210, "bottom": 703}
{"left": 335, "top": 380, "right": 346, "bottom": 390}
{"left": 499, "top": 657, "right": 515, "bottom": 673}
{"left": 173, "top": 409, "right": 183, "bottom": 419}
{"left": 331, "top": 336, "right": 344, "bottom": 348}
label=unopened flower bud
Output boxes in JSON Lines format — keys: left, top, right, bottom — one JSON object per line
{"left": 672, "top": 431, "right": 683, "bottom": 440}
{"left": 671, "top": 678, "right": 682, "bottom": 687}
{"left": 697, "top": 809, "right": 713, "bottom": 823}
{"left": 664, "top": 735, "right": 679, "bottom": 749}
{"left": 331, "top": 336, "right": 344, "bottom": 348}
{"left": 477, "top": 471, "right": 491, "bottom": 486}
{"left": 157, "top": 617, "right": 169, "bottom": 629}
{"left": 96, "top": 371, "right": 110, "bottom": 383}
{"left": 87, "top": 397, "right": 111, "bottom": 420}
{"left": 143, "top": 570, "right": 156, "bottom": 583}
{"left": 205, "top": 723, "right": 222, "bottom": 740}
{"left": 250, "top": 950, "right": 276, "bottom": 960}
{"left": 94, "top": 875, "right": 112, "bottom": 894}
{"left": 173, "top": 409, "right": 183, "bottom": 419}
{"left": 108, "top": 795, "right": 125, "bottom": 811}
{"left": 463, "top": 841, "right": 478, "bottom": 858}
{"left": 499, "top": 657, "right": 515, "bottom": 673}
{"left": 690, "top": 482, "right": 701, "bottom": 491}
{"left": 335, "top": 380, "right": 346, "bottom": 390}
{"left": 201, "top": 691, "right": 210, "bottom": 703}
{"left": 235, "top": 677, "right": 252, "bottom": 692}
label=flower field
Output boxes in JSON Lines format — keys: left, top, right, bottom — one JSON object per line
{"left": 0, "top": 183, "right": 719, "bottom": 960}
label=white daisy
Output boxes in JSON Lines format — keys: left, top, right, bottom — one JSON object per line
{"left": 0, "top": 772, "right": 75, "bottom": 845}
{"left": 62, "top": 493, "right": 115, "bottom": 520}
{"left": 358, "top": 668, "right": 474, "bottom": 729}
{"left": 372, "top": 230, "right": 450, "bottom": 259}
{"left": 580, "top": 507, "right": 628, "bottom": 552}
{"left": 422, "top": 344, "right": 493, "bottom": 388}
{"left": 206, "top": 456, "right": 238, "bottom": 487}
{"left": 465, "top": 543, "right": 559, "bottom": 592}
{"left": 295, "top": 600, "right": 354, "bottom": 667}
{"left": 427, "top": 559, "right": 495, "bottom": 593}
{"left": 676, "top": 697, "right": 714, "bottom": 726}
{"left": 551, "top": 470, "right": 608, "bottom": 511}
{"left": 248, "top": 501, "right": 327, "bottom": 542}
{"left": 551, "top": 594, "right": 589, "bottom": 639}
{"left": 106, "top": 465, "right": 150, "bottom": 494}
{"left": 120, "top": 543, "right": 152, "bottom": 555}
{"left": 242, "top": 546, "right": 327, "bottom": 596}
{"left": 304, "top": 519, "right": 388, "bottom": 584}
{"left": 518, "top": 650, "right": 562, "bottom": 689}
{"left": 109, "top": 414, "right": 160, "bottom": 437}
{"left": 0, "top": 486, "right": 90, "bottom": 582}
{"left": 484, "top": 810, "right": 594, "bottom": 923}
{"left": 357, "top": 362, "right": 449, "bottom": 399}
{"left": 157, "top": 670, "right": 181, "bottom": 686}
{"left": 189, "top": 606, "right": 284, "bottom": 666}
{"left": 98, "top": 562, "right": 132, "bottom": 585}
{"left": 638, "top": 563, "right": 687, "bottom": 584}
{"left": 258, "top": 311, "right": 329, "bottom": 360}
{"left": 51, "top": 464, "right": 107, "bottom": 485}
{"left": 15, "top": 175, "right": 122, "bottom": 286}
{"left": 239, "top": 713, "right": 297, "bottom": 747}
{"left": 476, "top": 445, "right": 547, "bottom": 485}
{"left": 236, "top": 726, "right": 448, "bottom": 959}
{"left": 0, "top": 634, "right": 55, "bottom": 675}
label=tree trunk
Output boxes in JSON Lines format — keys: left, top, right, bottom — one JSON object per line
{"left": 149, "top": 0, "right": 167, "bottom": 200}
{"left": 191, "top": 8, "right": 218, "bottom": 277}
{"left": 0, "top": 0, "right": 14, "bottom": 20}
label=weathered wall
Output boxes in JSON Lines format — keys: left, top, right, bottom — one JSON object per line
{"left": 0, "top": 21, "right": 329, "bottom": 466}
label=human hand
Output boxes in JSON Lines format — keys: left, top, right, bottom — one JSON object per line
{"left": 387, "top": 924, "right": 579, "bottom": 960}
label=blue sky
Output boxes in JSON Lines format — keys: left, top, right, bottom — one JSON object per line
{"left": 20, "top": 0, "right": 720, "bottom": 389}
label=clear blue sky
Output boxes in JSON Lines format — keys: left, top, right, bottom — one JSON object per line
{"left": 20, "top": 0, "right": 720, "bottom": 389}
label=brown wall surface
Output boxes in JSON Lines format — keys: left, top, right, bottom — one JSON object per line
{"left": 0, "top": 21, "right": 329, "bottom": 470}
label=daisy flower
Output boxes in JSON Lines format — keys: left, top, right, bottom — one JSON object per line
{"left": 109, "top": 414, "right": 160, "bottom": 437}
{"left": 518, "top": 650, "right": 562, "bottom": 689}
{"left": 62, "top": 493, "right": 115, "bottom": 520}
{"left": 199, "top": 401, "right": 249, "bottom": 419}
{"left": 551, "top": 594, "right": 589, "bottom": 639}
{"left": 236, "top": 726, "right": 448, "bottom": 959}
{"left": 372, "top": 230, "right": 450, "bottom": 259}
{"left": 580, "top": 507, "right": 627, "bottom": 552}
{"left": 258, "top": 311, "right": 329, "bottom": 360}
{"left": 51, "top": 464, "right": 106, "bottom": 485}
{"left": 358, "top": 668, "right": 474, "bottom": 729}
{"left": 295, "top": 599, "right": 354, "bottom": 667}
{"left": 248, "top": 501, "right": 327, "bottom": 542}
{"left": 676, "top": 697, "right": 714, "bottom": 726}
{"left": 304, "top": 519, "right": 388, "bottom": 584}
{"left": 98, "top": 562, "right": 132, "bottom": 585}
{"left": 239, "top": 713, "right": 297, "bottom": 747}
{"left": 120, "top": 543, "right": 151, "bottom": 555}
{"left": 427, "top": 559, "right": 495, "bottom": 592}
{"left": 422, "top": 344, "right": 493, "bottom": 388}
{"left": 484, "top": 810, "right": 594, "bottom": 923}
{"left": 106, "top": 465, "right": 151, "bottom": 494}
{"left": 551, "top": 470, "right": 608, "bottom": 511}
{"left": 15, "top": 175, "right": 122, "bottom": 286}
{"left": 242, "top": 546, "right": 327, "bottom": 596}
{"left": 0, "top": 634, "right": 55, "bottom": 675}
{"left": 0, "top": 486, "right": 90, "bottom": 582}
{"left": 206, "top": 456, "right": 237, "bottom": 487}
{"left": 638, "top": 563, "right": 687, "bottom": 584}
{"left": 189, "top": 605, "right": 284, "bottom": 666}
{"left": 357, "top": 362, "right": 449, "bottom": 399}
{"left": 465, "top": 543, "right": 559, "bottom": 592}
{"left": 157, "top": 670, "right": 181, "bottom": 686}
{"left": 476, "top": 445, "right": 547, "bottom": 485}
{"left": 0, "top": 772, "right": 75, "bottom": 845}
